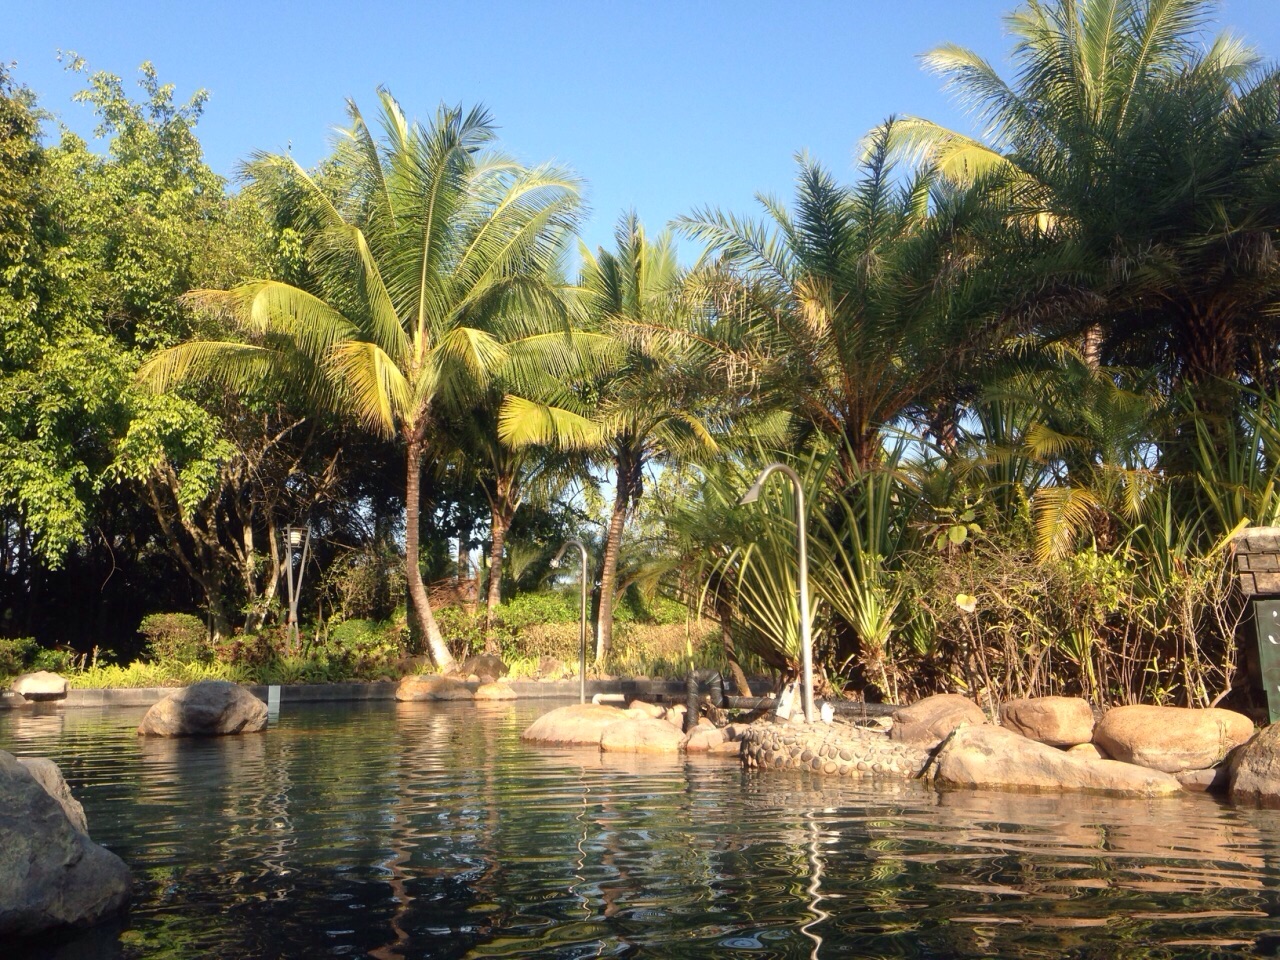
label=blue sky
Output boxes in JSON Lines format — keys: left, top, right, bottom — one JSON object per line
{"left": 10, "top": 1, "right": 1279, "bottom": 256}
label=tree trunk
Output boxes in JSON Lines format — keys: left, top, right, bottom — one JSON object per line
{"left": 405, "top": 437, "right": 455, "bottom": 672}
{"left": 484, "top": 474, "right": 515, "bottom": 628}
{"left": 1082, "top": 323, "right": 1103, "bottom": 370}
{"left": 718, "top": 603, "right": 752, "bottom": 697}
{"left": 595, "top": 456, "right": 638, "bottom": 662}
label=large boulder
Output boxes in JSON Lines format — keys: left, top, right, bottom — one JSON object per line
{"left": 1229, "top": 723, "right": 1280, "bottom": 804}
{"left": 999, "top": 696, "right": 1094, "bottom": 746}
{"left": 11, "top": 670, "right": 69, "bottom": 702}
{"left": 473, "top": 681, "right": 516, "bottom": 701}
{"left": 17, "top": 758, "right": 87, "bottom": 834}
{"left": 890, "top": 693, "right": 987, "bottom": 749}
{"left": 1093, "top": 705, "right": 1253, "bottom": 773}
{"left": 395, "top": 676, "right": 474, "bottom": 702}
{"left": 600, "top": 716, "right": 685, "bottom": 754}
{"left": 522, "top": 703, "right": 629, "bottom": 745}
{"left": 0, "top": 751, "right": 131, "bottom": 936}
{"left": 933, "top": 725, "right": 1182, "bottom": 797}
{"left": 137, "top": 681, "right": 267, "bottom": 737}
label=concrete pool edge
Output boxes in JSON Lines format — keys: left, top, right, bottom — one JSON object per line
{"left": 3, "top": 678, "right": 698, "bottom": 709}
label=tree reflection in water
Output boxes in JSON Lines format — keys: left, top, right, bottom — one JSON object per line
{"left": 5, "top": 701, "right": 1280, "bottom": 959}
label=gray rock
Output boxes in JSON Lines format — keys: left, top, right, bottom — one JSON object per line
{"left": 0, "top": 751, "right": 131, "bottom": 936}
{"left": 1093, "top": 704, "right": 1253, "bottom": 774}
{"left": 136, "top": 681, "right": 268, "bottom": 737}
{"left": 17, "top": 758, "right": 88, "bottom": 835}
{"left": 890, "top": 693, "right": 987, "bottom": 749}
{"left": 1000, "top": 696, "right": 1094, "bottom": 746}
{"left": 1229, "top": 723, "right": 1280, "bottom": 804}
{"left": 932, "top": 725, "right": 1182, "bottom": 797}
{"left": 12, "top": 670, "right": 69, "bottom": 702}
{"left": 457, "top": 654, "right": 508, "bottom": 682}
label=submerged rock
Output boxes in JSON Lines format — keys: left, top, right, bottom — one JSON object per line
{"left": 521, "top": 703, "right": 629, "bottom": 745}
{"left": 0, "top": 751, "right": 131, "bottom": 936}
{"left": 932, "top": 726, "right": 1182, "bottom": 797}
{"left": 11, "top": 670, "right": 69, "bottom": 702}
{"left": 137, "top": 681, "right": 267, "bottom": 737}
{"left": 600, "top": 716, "right": 685, "bottom": 754}
{"left": 395, "top": 676, "right": 473, "bottom": 702}
{"left": 890, "top": 693, "right": 987, "bottom": 749}
{"left": 999, "top": 696, "right": 1094, "bottom": 747}
{"left": 1093, "top": 705, "right": 1253, "bottom": 773}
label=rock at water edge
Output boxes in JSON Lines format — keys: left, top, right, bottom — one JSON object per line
{"left": 0, "top": 751, "right": 131, "bottom": 937}
{"left": 137, "top": 681, "right": 268, "bottom": 737}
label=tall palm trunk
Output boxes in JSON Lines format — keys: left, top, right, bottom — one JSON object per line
{"left": 595, "top": 453, "right": 640, "bottom": 662}
{"left": 484, "top": 472, "right": 517, "bottom": 631}
{"left": 405, "top": 437, "right": 455, "bottom": 671}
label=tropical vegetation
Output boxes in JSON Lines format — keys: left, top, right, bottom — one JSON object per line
{"left": 3, "top": 0, "right": 1279, "bottom": 710}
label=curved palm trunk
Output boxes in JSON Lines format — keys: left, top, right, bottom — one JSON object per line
{"left": 405, "top": 438, "right": 455, "bottom": 672}
{"left": 595, "top": 453, "right": 640, "bottom": 662}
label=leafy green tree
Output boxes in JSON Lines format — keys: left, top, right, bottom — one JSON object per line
{"left": 143, "top": 92, "right": 582, "bottom": 670}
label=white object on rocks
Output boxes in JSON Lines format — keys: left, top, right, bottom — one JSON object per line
{"left": 820, "top": 702, "right": 835, "bottom": 725}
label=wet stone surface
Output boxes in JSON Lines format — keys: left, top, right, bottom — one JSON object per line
{"left": 741, "top": 719, "right": 930, "bottom": 778}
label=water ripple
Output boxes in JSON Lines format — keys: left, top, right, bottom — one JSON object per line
{"left": 5, "top": 701, "right": 1280, "bottom": 958}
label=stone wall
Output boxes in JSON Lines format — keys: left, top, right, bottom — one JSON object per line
{"left": 741, "top": 720, "right": 930, "bottom": 778}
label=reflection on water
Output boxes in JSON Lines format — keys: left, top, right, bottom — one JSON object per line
{"left": 5, "top": 701, "right": 1280, "bottom": 959}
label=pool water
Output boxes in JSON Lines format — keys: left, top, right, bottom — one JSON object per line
{"left": 4, "top": 700, "right": 1280, "bottom": 959}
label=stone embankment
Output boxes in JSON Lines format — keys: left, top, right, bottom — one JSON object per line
{"left": 518, "top": 689, "right": 1280, "bottom": 804}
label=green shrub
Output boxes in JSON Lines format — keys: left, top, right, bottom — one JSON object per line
{"left": 0, "top": 637, "right": 38, "bottom": 679}
{"left": 139, "top": 613, "right": 212, "bottom": 664}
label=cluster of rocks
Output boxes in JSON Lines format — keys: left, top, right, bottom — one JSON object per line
{"left": 521, "top": 702, "right": 742, "bottom": 755}
{"left": 395, "top": 654, "right": 518, "bottom": 703}
{"left": 726, "top": 690, "right": 1278, "bottom": 801}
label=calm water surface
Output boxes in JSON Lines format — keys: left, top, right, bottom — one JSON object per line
{"left": 4, "top": 700, "right": 1280, "bottom": 959}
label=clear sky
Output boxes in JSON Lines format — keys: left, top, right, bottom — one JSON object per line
{"left": 10, "top": 1, "right": 1279, "bottom": 256}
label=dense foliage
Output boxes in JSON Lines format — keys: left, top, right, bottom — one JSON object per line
{"left": 3, "top": 0, "right": 1280, "bottom": 707}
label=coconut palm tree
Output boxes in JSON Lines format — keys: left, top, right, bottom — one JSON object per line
{"left": 887, "top": 0, "right": 1280, "bottom": 405}
{"left": 140, "top": 91, "right": 583, "bottom": 671}
{"left": 500, "top": 214, "right": 721, "bottom": 660}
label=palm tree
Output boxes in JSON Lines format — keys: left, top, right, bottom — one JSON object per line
{"left": 677, "top": 127, "right": 1003, "bottom": 472}
{"left": 500, "top": 214, "right": 719, "bottom": 660}
{"left": 141, "top": 91, "right": 582, "bottom": 671}
{"left": 887, "top": 0, "right": 1280, "bottom": 408}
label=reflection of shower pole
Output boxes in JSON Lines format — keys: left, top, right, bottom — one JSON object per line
{"left": 801, "top": 810, "right": 828, "bottom": 959}
{"left": 284, "top": 525, "right": 312, "bottom": 650}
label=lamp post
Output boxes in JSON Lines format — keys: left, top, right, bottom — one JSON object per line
{"left": 284, "top": 524, "right": 312, "bottom": 651}
{"left": 738, "top": 463, "right": 815, "bottom": 723}
{"left": 551, "top": 539, "right": 590, "bottom": 705}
